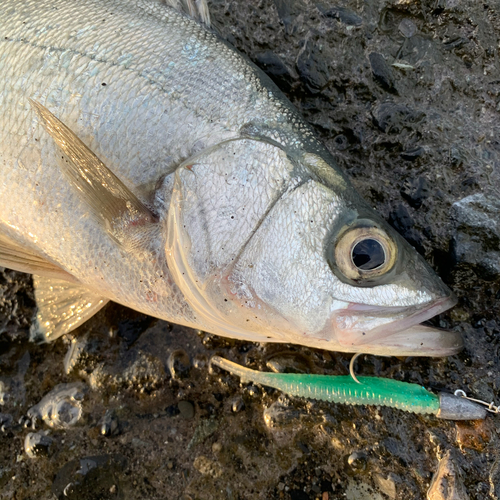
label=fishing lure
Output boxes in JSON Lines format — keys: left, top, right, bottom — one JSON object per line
{"left": 210, "top": 356, "right": 487, "bottom": 420}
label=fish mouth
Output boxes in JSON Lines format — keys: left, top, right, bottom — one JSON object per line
{"left": 328, "top": 294, "right": 462, "bottom": 357}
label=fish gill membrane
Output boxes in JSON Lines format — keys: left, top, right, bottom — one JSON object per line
{"left": 0, "top": 0, "right": 462, "bottom": 358}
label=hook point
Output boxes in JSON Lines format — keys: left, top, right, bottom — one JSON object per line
{"left": 349, "top": 353, "right": 363, "bottom": 384}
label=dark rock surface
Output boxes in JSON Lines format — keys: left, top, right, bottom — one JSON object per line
{"left": 1, "top": 1, "right": 500, "bottom": 499}
{"left": 451, "top": 194, "right": 500, "bottom": 281}
{"left": 51, "top": 454, "right": 127, "bottom": 500}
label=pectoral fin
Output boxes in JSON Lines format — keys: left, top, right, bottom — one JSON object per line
{"left": 31, "top": 276, "right": 109, "bottom": 343}
{"left": 0, "top": 233, "right": 76, "bottom": 282}
{"left": 29, "top": 99, "right": 158, "bottom": 247}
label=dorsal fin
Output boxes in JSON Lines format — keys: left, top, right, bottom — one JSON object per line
{"left": 29, "top": 99, "right": 158, "bottom": 247}
{"left": 162, "top": 0, "right": 211, "bottom": 26}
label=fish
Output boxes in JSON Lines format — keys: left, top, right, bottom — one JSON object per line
{"left": 0, "top": 0, "right": 461, "bottom": 357}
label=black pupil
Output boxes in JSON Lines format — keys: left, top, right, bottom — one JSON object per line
{"left": 351, "top": 239, "right": 385, "bottom": 271}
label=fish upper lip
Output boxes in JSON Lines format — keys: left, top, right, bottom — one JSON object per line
{"left": 342, "top": 293, "right": 457, "bottom": 335}
{"left": 366, "top": 293, "right": 458, "bottom": 339}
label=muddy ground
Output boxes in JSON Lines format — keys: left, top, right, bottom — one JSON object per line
{"left": 1, "top": 0, "right": 500, "bottom": 499}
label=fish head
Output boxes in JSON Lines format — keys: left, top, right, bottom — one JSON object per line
{"left": 320, "top": 212, "right": 459, "bottom": 356}
{"left": 165, "top": 139, "right": 460, "bottom": 356}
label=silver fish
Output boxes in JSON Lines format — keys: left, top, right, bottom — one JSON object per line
{"left": 0, "top": 0, "right": 461, "bottom": 356}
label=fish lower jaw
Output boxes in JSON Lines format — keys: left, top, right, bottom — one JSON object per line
{"left": 269, "top": 323, "right": 462, "bottom": 357}
{"left": 336, "top": 324, "right": 464, "bottom": 357}
{"left": 329, "top": 295, "right": 462, "bottom": 357}
{"left": 374, "top": 324, "right": 463, "bottom": 356}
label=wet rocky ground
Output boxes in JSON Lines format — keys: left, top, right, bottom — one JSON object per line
{"left": 1, "top": 0, "right": 500, "bottom": 498}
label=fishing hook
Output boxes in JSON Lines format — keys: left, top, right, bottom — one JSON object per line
{"left": 349, "top": 353, "right": 363, "bottom": 384}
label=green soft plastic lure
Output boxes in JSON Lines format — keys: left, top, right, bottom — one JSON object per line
{"left": 211, "top": 356, "right": 486, "bottom": 421}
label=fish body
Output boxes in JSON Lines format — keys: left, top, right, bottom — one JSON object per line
{"left": 0, "top": 0, "right": 460, "bottom": 355}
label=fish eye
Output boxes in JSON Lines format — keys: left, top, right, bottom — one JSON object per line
{"left": 351, "top": 238, "right": 385, "bottom": 270}
{"left": 332, "top": 221, "right": 398, "bottom": 283}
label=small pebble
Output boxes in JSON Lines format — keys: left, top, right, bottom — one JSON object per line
{"left": 0, "top": 381, "right": 7, "bottom": 405}
{"left": 178, "top": 401, "right": 195, "bottom": 419}
{"left": 99, "top": 410, "right": 119, "bottom": 437}
{"left": 347, "top": 451, "right": 367, "bottom": 473}
{"left": 398, "top": 18, "right": 416, "bottom": 38}
{"left": 192, "top": 355, "right": 207, "bottom": 369}
{"left": 321, "top": 6, "right": 362, "bottom": 26}
{"left": 231, "top": 397, "right": 245, "bottom": 413}
{"left": 246, "top": 385, "right": 260, "bottom": 397}
{"left": 369, "top": 52, "right": 397, "bottom": 93}
{"left": 24, "top": 432, "right": 53, "bottom": 458}
{"left": 0, "top": 413, "right": 13, "bottom": 431}
{"left": 187, "top": 418, "right": 219, "bottom": 450}
{"left": 193, "top": 455, "right": 223, "bottom": 478}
